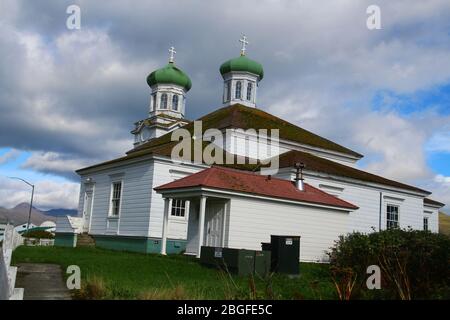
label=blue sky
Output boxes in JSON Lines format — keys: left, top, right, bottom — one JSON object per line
{"left": 0, "top": 0, "right": 449, "bottom": 212}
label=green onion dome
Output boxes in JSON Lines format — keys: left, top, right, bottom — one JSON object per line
{"left": 219, "top": 55, "right": 264, "bottom": 80}
{"left": 147, "top": 62, "right": 192, "bottom": 91}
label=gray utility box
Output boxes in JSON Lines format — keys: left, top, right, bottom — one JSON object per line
{"left": 200, "top": 246, "right": 271, "bottom": 276}
{"left": 262, "top": 235, "right": 300, "bottom": 275}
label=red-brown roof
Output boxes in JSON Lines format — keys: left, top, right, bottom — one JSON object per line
{"left": 155, "top": 166, "right": 358, "bottom": 210}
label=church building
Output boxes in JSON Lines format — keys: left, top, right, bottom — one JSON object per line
{"left": 55, "top": 37, "right": 444, "bottom": 262}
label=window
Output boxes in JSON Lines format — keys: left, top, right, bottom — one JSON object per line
{"left": 226, "top": 80, "right": 231, "bottom": 101}
{"left": 110, "top": 182, "right": 122, "bottom": 216}
{"left": 172, "top": 95, "right": 179, "bottom": 111}
{"left": 246, "top": 82, "right": 253, "bottom": 101}
{"left": 423, "top": 217, "right": 429, "bottom": 231}
{"left": 224, "top": 82, "right": 229, "bottom": 102}
{"left": 160, "top": 93, "right": 168, "bottom": 109}
{"left": 386, "top": 204, "right": 399, "bottom": 229}
{"left": 171, "top": 199, "right": 186, "bottom": 217}
{"left": 235, "top": 81, "right": 242, "bottom": 99}
{"left": 151, "top": 94, "right": 156, "bottom": 111}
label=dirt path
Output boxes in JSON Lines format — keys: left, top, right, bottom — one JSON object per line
{"left": 15, "top": 263, "right": 72, "bottom": 300}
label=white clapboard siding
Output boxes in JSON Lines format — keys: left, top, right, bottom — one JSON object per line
{"left": 424, "top": 206, "right": 439, "bottom": 233}
{"left": 226, "top": 196, "right": 349, "bottom": 262}
{"left": 79, "top": 161, "right": 154, "bottom": 237}
{"left": 148, "top": 160, "right": 203, "bottom": 239}
{"left": 300, "top": 175, "right": 429, "bottom": 233}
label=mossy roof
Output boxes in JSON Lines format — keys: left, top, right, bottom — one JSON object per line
{"left": 273, "top": 150, "right": 430, "bottom": 194}
{"left": 78, "top": 104, "right": 428, "bottom": 195}
{"left": 130, "top": 103, "right": 362, "bottom": 158}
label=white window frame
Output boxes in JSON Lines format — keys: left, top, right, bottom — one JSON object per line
{"left": 386, "top": 204, "right": 400, "bottom": 229}
{"left": 235, "top": 81, "right": 242, "bottom": 99}
{"left": 246, "top": 82, "right": 253, "bottom": 101}
{"left": 172, "top": 94, "right": 179, "bottom": 111}
{"left": 160, "top": 93, "right": 168, "bottom": 109}
{"left": 109, "top": 180, "right": 123, "bottom": 217}
{"left": 170, "top": 199, "right": 187, "bottom": 219}
{"left": 423, "top": 216, "right": 429, "bottom": 231}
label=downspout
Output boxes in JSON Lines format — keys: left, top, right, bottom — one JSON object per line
{"left": 379, "top": 192, "right": 383, "bottom": 231}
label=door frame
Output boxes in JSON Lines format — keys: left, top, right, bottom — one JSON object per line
{"left": 83, "top": 184, "right": 95, "bottom": 233}
{"left": 205, "top": 200, "right": 225, "bottom": 247}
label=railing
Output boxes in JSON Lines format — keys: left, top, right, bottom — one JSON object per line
{"left": 0, "top": 225, "right": 24, "bottom": 300}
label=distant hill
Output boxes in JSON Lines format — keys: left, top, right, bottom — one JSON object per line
{"left": 44, "top": 208, "right": 78, "bottom": 217}
{"left": 439, "top": 212, "right": 450, "bottom": 236}
{"left": 0, "top": 203, "right": 77, "bottom": 226}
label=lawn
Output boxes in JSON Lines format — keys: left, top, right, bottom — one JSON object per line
{"left": 12, "top": 246, "right": 335, "bottom": 300}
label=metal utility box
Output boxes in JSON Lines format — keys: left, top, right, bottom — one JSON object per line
{"left": 268, "top": 235, "right": 300, "bottom": 275}
{"left": 200, "top": 246, "right": 255, "bottom": 276}
{"left": 200, "top": 246, "right": 271, "bottom": 276}
{"left": 254, "top": 250, "right": 271, "bottom": 277}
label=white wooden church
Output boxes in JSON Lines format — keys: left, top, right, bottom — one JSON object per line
{"left": 55, "top": 38, "right": 444, "bottom": 262}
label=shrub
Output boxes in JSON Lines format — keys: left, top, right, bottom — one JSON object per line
{"left": 22, "top": 230, "right": 54, "bottom": 239}
{"left": 328, "top": 229, "right": 450, "bottom": 299}
{"left": 74, "top": 276, "right": 108, "bottom": 300}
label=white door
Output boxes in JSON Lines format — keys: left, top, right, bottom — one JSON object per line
{"left": 83, "top": 191, "right": 93, "bottom": 233}
{"left": 205, "top": 202, "right": 224, "bottom": 247}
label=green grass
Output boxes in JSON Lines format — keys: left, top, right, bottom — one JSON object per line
{"left": 12, "top": 246, "right": 335, "bottom": 300}
{"left": 439, "top": 212, "right": 450, "bottom": 236}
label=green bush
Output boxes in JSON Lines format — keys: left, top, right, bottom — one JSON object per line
{"left": 328, "top": 228, "right": 450, "bottom": 299}
{"left": 22, "top": 230, "right": 54, "bottom": 239}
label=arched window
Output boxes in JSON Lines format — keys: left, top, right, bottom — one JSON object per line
{"left": 224, "top": 82, "right": 229, "bottom": 102}
{"left": 172, "top": 95, "right": 179, "bottom": 111}
{"left": 226, "top": 80, "right": 231, "bottom": 101}
{"left": 235, "top": 81, "right": 242, "bottom": 99}
{"left": 160, "top": 93, "right": 168, "bottom": 109}
{"left": 246, "top": 82, "right": 253, "bottom": 101}
{"left": 151, "top": 94, "right": 156, "bottom": 111}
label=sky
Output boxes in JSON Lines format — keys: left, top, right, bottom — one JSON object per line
{"left": 0, "top": 0, "right": 449, "bottom": 212}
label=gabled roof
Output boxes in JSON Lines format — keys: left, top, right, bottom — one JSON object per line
{"left": 274, "top": 150, "right": 430, "bottom": 194}
{"left": 424, "top": 198, "right": 445, "bottom": 208}
{"left": 155, "top": 166, "right": 358, "bottom": 210}
{"left": 130, "top": 104, "right": 363, "bottom": 158}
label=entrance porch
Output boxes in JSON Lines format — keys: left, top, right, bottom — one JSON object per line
{"left": 160, "top": 193, "right": 230, "bottom": 258}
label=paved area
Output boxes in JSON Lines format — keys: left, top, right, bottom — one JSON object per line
{"left": 15, "top": 263, "right": 72, "bottom": 300}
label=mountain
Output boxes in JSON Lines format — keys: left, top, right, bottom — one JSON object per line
{"left": 43, "top": 208, "right": 78, "bottom": 217}
{"left": 0, "top": 203, "right": 59, "bottom": 226}
{"left": 0, "top": 203, "right": 79, "bottom": 230}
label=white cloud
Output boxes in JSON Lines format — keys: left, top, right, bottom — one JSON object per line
{"left": 0, "top": 176, "right": 79, "bottom": 210}
{"left": 1, "top": 0, "right": 450, "bottom": 209}
{"left": 0, "top": 149, "right": 21, "bottom": 165}
{"left": 427, "top": 131, "right": 450, "bottom": 153}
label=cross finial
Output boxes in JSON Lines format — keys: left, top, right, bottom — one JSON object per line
{"left": 168, "top": 46, "right": 176, "bottom": 63}
{"left": 239, "top": 35, "right": 249, "bottom": 56}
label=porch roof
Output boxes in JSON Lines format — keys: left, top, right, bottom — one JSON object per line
{"left": 154, "top": 166, "right": 358, "bottom": 210}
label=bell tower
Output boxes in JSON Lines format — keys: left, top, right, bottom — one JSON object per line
{"left": 220, "top": 35, "right": 264, "bottom": 108}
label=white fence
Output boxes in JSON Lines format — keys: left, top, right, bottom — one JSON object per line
{"left": 0, "top": 224, "right": 24, "bottom": 300}
{"left": 24, "top": 238, "right": 55, "bottom": 246}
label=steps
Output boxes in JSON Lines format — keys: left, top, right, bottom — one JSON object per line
{"left": 76, "top": 233, "right": 95, "bottom": 247}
